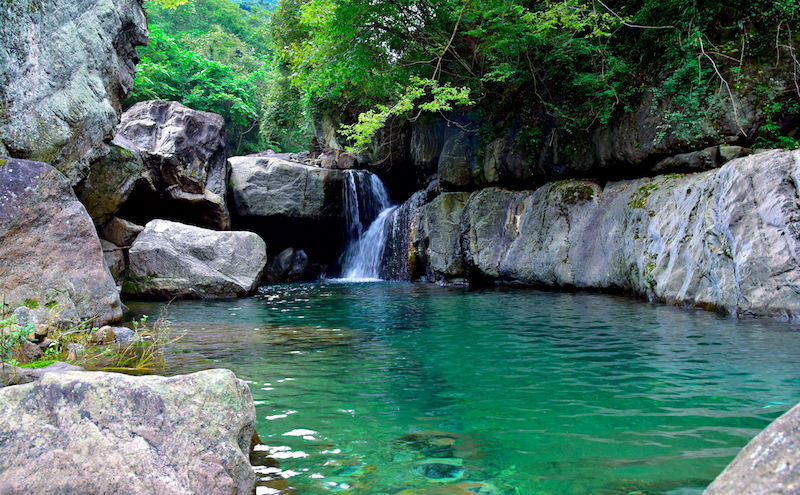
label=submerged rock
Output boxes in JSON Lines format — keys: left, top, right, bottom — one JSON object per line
{"left": 704, "top": 401, "right": 800, "bottom": 494}
{"left": 117, "top": 101, "right": 231, "bottom": 230}
{"left": 0, "top": 369, "right": 256, "bottom": 495}
{"left": 0, "top": 0, "right": 147, "bottom": 185}
{"left": 0, "top": 158, "right": 123, "bottom": 325}
{"left": 125, "top": 219, "right": 267, "bottom": 299}
{"left": 385, "top": 150, "right": 800, "bottom": 318}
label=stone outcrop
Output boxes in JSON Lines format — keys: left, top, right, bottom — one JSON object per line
{"left": 704, "top": 401, "right": 800, "bottom": 494}
{"left": 230, "top": 156, "right": 346, "bottom": 221}
{"left": 100, "top": 216, "right": 145, "bottom": 247}
{"left": 0, "top": 369, "right": 256, "bottom": 495}
{"left": 0, "top": 361, "right": 83, "bottom": 388}
{"left": 101, "top": 240, "right": 126, "bottom": 283}
{"left": 125, "top": 220, "right": 267, "bottom": 299}
{"left": 384, "top": 150, "right": 800, "bottom": 318}
{"left": 75, "top": 135, "right": 144, "bottom": 225}
{"left": 0, "top": 158, "right": 123, "bottom": 325}
{"left": 229, "top": 156, "right": 351, "bottom": 261}
{"left": 117, "top": 101, "right": 231, "bottom": 230}
{"left": 0, "top": 0, "right": 147, "bottom": 185}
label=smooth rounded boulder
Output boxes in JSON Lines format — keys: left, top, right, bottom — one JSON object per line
{"left": 0, "top": 369, "right": 256, "bottom": 495}
{"left": 0, "top": 158, "right": 123, "bottom": 325}
{"left": 117, "top": 101, "right": 231, "bottom": 230}
{"left": 229, "top": 156, "right": 346, "bottom": 221}
{"left": 125, "top": 220, "right": 267, "bottom": 299}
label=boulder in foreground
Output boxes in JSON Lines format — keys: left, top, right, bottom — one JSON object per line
{"left": 0, "top": 158, "right": 123, "bottom": 325}
{"left": 704, "top": 401, "right": 800, "bottom": 494}
{"left": 125, "top": 220, "right": 267, "bottom": 299}
{"left": 0, "top": 369, "right": 256, "bottom": 495}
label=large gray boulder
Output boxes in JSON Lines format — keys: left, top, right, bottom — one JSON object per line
{"left": 229, "top": 156, "right": 346, "bottom": 221}
{"left": 125, "top": 220, "right": 267, "bottom": 299}
{"left": 385, "top": 150, "right": 800, "bottom": 317}
{"left": 704, "top": 402, "right": 800, "bottom": 494}
{"left": 0, "top": 158, "right": 123, "bottom": 325}
{"left": 0, "top": 0, "right": 147, "bottom": 185}
{"left": 0, "top": 369, "right": 256, "bottom": 495}
{"left": 117, "top": 101, "right": 231, "bottom": 230}
{"left": 75, "top": 134, "right": 144, "bottom": 225}
{"left": 229, "top": 156, "right": 350, "bottom": 261}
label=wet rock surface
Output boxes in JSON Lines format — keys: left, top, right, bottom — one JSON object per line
{"left": 384, "top": 150, "right": 800, "bottom": 317}
{"left": 0, "top": 158, "right": 123, "bottom": 325}
{"left": 0, "top": 369, "right": 256, "bottom": 495}
{"left": 704, "top": 401, "right": 800, "bottom": 495}
{"left": 0, "top": 0, "right": 147, "bottom": 184}
{"left": 117, "top": 101, "right": 231, "bottom": 230}
{"left": 125, "top": 219, "right": 267, "bottom": 299}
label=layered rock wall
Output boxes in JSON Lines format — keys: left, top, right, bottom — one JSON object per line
{"left": 383, "top": 150, "right": 800, "bottom": 318}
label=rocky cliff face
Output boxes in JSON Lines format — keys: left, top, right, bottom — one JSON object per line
{"left": 0, "top": 0, "right": 148, "bottom": 185}
{"left": 382, "top": 150, "right": 800, "bottom": 318}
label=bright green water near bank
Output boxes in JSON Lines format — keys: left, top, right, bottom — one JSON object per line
{"left": 129, "top": 282, "right": 800, "bottom": 495}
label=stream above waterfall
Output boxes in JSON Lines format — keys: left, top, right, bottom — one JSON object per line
{"left": 128, "top": 282, "right": 800, "bottom": 495}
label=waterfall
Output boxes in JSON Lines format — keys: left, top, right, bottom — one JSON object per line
{"left": 338, "top": 170, "right": 395, "bottom": 281}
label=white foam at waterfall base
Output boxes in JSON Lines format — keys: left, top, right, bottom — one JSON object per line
{"left": 338, "top": 206, "right": 398, "bottom": 281}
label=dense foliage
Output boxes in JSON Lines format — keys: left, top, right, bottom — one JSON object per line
{"left": 130, "top": 0, "right": 800, "bottom": 154}
{"left": 127, "top": 0, "right": 309, "bottom": 153}
{"left": 271, "top": 0, "right": 800, "bottom": 151}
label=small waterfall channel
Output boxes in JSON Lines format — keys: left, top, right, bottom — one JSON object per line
{"left": 338, "top": 170, "right": 397, "bottom": 281}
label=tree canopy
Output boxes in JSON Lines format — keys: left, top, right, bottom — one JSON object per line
{"left": 130, "top": 0, "right": 800, "bottom": 154}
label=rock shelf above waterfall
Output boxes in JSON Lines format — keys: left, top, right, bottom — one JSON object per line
{"left": 229, "top": 156, "right": 347, "bottom": 221}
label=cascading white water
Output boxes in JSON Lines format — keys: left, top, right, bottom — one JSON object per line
{"left": 338, "top": 170, "right": 395, "bottom": 281}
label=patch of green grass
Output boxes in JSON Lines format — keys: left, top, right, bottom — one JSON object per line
{"left": 19, "top": 359, "right": 57, "bottom": 369}
{"left": 23, "top": 298, "right": 39, "bottom": 310}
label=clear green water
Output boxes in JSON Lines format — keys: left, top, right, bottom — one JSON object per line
{"left": 128, "top": 282, "right": 800, "bottom": 495}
